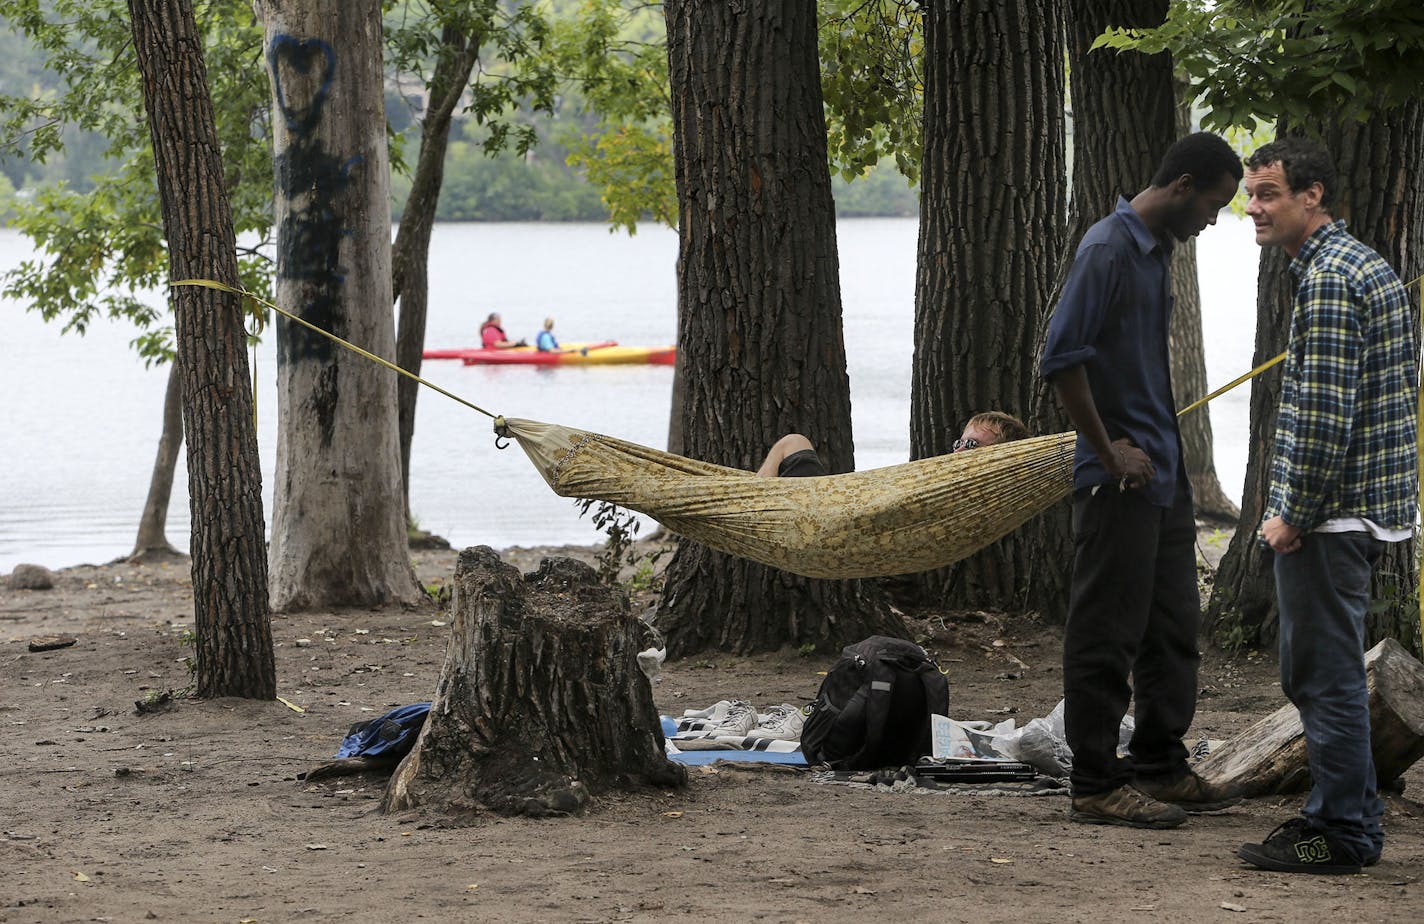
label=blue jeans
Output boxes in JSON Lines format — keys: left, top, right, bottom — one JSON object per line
{"left": 1274, "top": 531, "right": 1385, "bottom": 864}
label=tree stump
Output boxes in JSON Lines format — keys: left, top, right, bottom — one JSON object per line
{"left": 383, "top": 547, "right": 685, "bottom": 818}
{"left": 1197, "top": 638, "right": 1424, "bottom": 796}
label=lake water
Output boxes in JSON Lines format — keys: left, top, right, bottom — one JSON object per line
{"left": 0, "top": 216, "right": 1260, "bottom": 573}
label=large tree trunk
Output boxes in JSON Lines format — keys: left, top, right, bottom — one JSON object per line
{"left": 1323, "top": 104, "right": 1424, "bottom": 653}
{"left": 1168, "top": 74, "right": 1238, "bottom": 524}
{"left": 1169, "top": 239, "right": 1240, "bottom": 523}
{"left": 1209, "top": 103, "right": 1424, "bottom": 653}
{"left": 910, "top": 1, "right": 1064, "bottom": 614}
{"left": 655, "top": 0, "right": 901, "bottom": 656}
{"left": 1022, "top": 0, "right": 1182, "bottom": 621}
{"left": 128, "top": 360, "right": 186, "bottom": 562}
{"left": 1204, "top": 241, "right": 1293, "bottom": 646}
{"left": 393, "top": 24, "right": 481, "bottom": 512}
{"left": 128, "top": 0, "right": 275, "bottom": 698}
{"left": 259, "top": 0, "right": 423, "bottom": 611}
{"left": 383, "top": 548, "right": 685, "bottom": 817}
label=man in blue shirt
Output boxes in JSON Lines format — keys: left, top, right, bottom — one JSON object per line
{"left": 1236, "top": 137, "right": 1417, "bottom": 874}
{"left": 1040, "top": 133, "right": 1243, "bottom": 828}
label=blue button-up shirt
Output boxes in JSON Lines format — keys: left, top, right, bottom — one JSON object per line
{"left": 1040, "top": 197, "right": 1182, "bottom": 508}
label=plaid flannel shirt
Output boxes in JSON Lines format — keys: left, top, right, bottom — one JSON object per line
{"left": 1267, "top": 219, "right": 1419, "bottom": 532}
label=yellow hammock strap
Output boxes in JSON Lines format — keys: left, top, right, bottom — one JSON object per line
{"left": 1177, "top": 271, "right": 1424, "bottom": 419}
{"left": 169, "top": 278, "right": 500, "bottom": 421}
{"left": 1176, "top": 351, "right": 1286, "bottom": 418}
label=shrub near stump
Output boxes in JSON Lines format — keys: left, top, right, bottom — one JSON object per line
{"left": 383, "top": 547, "right": 685, "bottom": 818}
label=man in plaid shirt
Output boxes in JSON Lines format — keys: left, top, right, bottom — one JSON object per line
{"left": 1237, "top": 137, "right": 1418, "bottom": 875}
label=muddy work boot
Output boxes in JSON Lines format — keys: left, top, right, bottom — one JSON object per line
{"left": 1135, "top": 770, "right": 1242, "bottom": 813}
{"left": 1071, "top": 784, "right": 1187, "bottom": 829}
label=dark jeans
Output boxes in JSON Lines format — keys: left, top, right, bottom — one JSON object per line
{"left": 1063, "top": 483, "right": 1200, "bottom": 796}
{"left": 1275, "top": 531, "right": 1386, "bottom": 864}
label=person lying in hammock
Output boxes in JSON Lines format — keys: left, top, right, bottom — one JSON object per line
{"left": 754, "top": 410, "right": 1028, "bottom": 478}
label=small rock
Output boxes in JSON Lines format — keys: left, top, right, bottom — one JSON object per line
{"left": 9, "top": 563, "right": 56, "bottom": 590}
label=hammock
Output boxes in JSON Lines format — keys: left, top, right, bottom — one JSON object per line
{"left": 174, "top": 277, "right": 1079, "bottom": 579}
{"left": 500, "top": 418, "right": 1076, "bottom": 579}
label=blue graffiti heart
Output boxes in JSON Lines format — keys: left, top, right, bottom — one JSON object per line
{"left": 269, "top": 34, "right": 336, "bottom": 135}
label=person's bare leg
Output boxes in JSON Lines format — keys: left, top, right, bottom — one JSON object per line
{"left": 755, "top": 434, "right": 815, "bottom": 477}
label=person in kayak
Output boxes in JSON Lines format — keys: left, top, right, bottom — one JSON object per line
{"left": 479, "top": 312, "right": 526, "bottom": 349}
{"left": 754, "top": 411, "right": 1027, "bottom": 477}
{"left": 535, "top": 317, "right": 561, "bottom": 352}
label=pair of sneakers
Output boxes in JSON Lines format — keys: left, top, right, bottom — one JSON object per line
{"left": 1070, "top": 771, "right": 1241, "bottom": 829}
{"left": 677, "top": 700, "right": 804, "bottom": 741}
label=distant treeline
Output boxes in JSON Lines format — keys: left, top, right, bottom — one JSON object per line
{"left": 0, "top": 15, "right": 917, "bottom": 226}
{"left": 388, "top": 130, "right": 918, "bottom": 223}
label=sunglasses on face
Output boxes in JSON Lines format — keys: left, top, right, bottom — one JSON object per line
{"left": 952, "top": 437, "right": 980, "bottom": 451}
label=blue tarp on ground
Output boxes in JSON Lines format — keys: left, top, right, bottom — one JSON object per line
{"left": 661, "top": 716, "right": 809, "bottom": 767}
{"left": 335, "top": 702, "right": 432, "bottom": 758}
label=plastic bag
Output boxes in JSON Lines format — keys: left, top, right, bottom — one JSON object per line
{"left": 991, "top": 699, "right": 1135, "bottom": 779}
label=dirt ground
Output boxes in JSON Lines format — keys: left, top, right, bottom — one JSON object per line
{"left": 2, "top": 534, "right": 1421, "bottom": 924}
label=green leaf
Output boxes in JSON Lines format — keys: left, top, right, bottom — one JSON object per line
{"left": 1330, "top": 71, "right": 1358, "bottom": 94}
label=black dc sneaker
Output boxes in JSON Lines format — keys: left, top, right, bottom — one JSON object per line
{"left": 1236, "top": 817, "right": 1363, "bottom": 875}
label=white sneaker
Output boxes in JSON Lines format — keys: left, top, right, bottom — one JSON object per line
{"left": 676, "top": 701, "right": 756, "bottom": 739}
{"left": 682, "top": 700, "right": 732, "bottom": 720}
{"left": 751, "top": 704, "right": 805, "bottom": 741}
{"left": 706, "top": 701, "right": 757, "bottom": 737}
{"left": 676, "top": 700, "right": 733, "bottom": 734}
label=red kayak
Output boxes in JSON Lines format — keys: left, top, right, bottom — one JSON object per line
{"left": 423, "top": 341, "right": 676, "bottom": 366}
{"left": 422, "top": 340, "right": 616, "bottom": 361}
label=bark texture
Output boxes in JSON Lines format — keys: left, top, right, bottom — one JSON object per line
{"left": 655, "top": 0, "right": 902, "bottom": 655}
{"left": 129, "top": 361, "right": 186, "bottom": 562}
{"left": 1169, "top": 238, "right": 1241, "bottom": 523}
{"left": 128, "top": 0, "right": 275, "bottom": 698}
{"left": 259, "top": 0, "right": 423, "bottom": 610}
{"left": 1020, "top": 0, "right": 1179, "bottom": 621}
{"left": 1209, "top": 105, "right": 1424, "bottom": 653}
{"left": 383, "top": 548, "right": 685, "bottom": 817}
{"left": 913, "top": 0, "right": 1067, "bottom": 609}
{"left": 393, "top": 24, "right": 481, "bottom": 510}
{"left": 1169, "top": 75, "right": 1239, "bottom": 524}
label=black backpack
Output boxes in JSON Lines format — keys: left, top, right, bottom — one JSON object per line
{"left": 800, "top": 635, "right": 949, "bottom": 770}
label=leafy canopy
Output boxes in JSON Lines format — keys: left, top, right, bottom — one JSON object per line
{"left": 1, "top": 0, "right": 556, "bottom": 361}
{"left": 0, "top": 0, "right": 272, "bottom": 362}
{"left": 1094, "top": 0, "right": 1424, "bottom": 130}
{"left": 545, "top": 0, "right": 923, "bottom": 232}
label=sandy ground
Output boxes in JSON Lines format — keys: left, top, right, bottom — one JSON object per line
{"left": 2, "top": 535, "right": 1421, "bottom": 923}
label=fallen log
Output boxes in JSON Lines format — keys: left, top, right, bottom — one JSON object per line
{"left": 1196, "top": 637, "right": 1424, "bottom": 796}
{"left": 383, "top": 547, "right": 685, "bottom": 818}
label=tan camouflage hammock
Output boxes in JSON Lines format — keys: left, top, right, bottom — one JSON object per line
{"left": 498, "top": 417, "right": 1076, "bottom": 579}
{"left": 171, "top": 278, "right": 1080, "bottom": 581}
